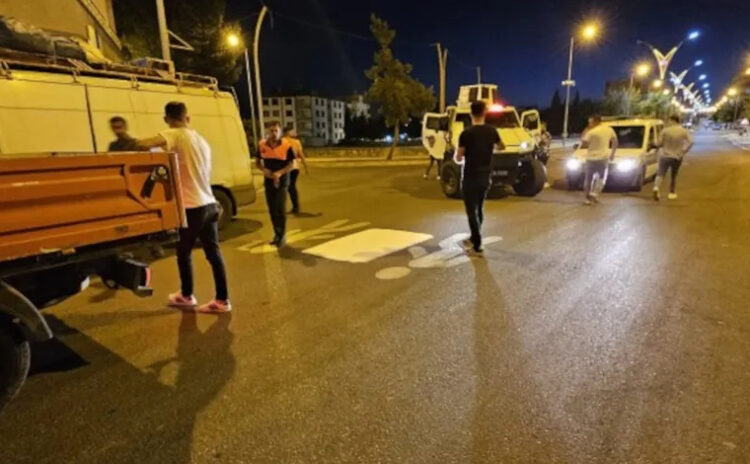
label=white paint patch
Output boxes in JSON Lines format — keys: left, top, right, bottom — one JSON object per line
{"left": 237, "top": 220, "right": 370, "bottom": 254}
{"left": 375, "top": 266, "right": 412, "bottom": 280}
{"left": 303, "top": 228, "right": 433, "bottom": 263}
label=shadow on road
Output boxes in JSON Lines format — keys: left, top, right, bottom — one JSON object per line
{"left": 388, "top": 173, "right": 447, "bottom": 200}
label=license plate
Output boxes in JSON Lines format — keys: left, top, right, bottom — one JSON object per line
{"left": 493, "top": 170, "right": 509, "bottom": 176}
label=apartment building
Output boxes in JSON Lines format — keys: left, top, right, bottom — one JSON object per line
{"left": 262, "top": 94, "right": 345, "bottom": 146}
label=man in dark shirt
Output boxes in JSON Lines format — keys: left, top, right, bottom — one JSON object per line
{"left": 255, "top": 121, "right": 296, "bottom": 247}
{"left": 107, "top": 116, "right": 139, "bottom": 151}
{"left": 455, "top": 100, "right": 505, "bottom": 254}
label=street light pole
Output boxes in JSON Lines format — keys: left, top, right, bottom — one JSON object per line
{"left": 476, "top": 66, "right": 481, "bottom": 85}
{"left": 435, "top": 43, "right": 447, "bottom": 113}
{"left": 253, "top": 6, "right": 269, "bottom": 135}
{"left": 155, "top": 0, "right": 171, "bottom": 62}
{"left": 243, "top": 48, "right": 258, "bottom": 147}
{"left": 562, "top": 36, "right": 575, "bottom": 145}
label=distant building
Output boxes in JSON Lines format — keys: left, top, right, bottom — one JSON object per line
{"left": 0, "top": 0, "right": 121, "bottom": 60}
{"left": 346, "top": 94, "right": 371, "bottom": 119}
{"left": 262, "top": 95, "right": 346, "bottom": 146}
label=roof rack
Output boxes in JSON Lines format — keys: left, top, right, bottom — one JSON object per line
{"left": 0, "top": 47, "right": 218, "bottom": 91}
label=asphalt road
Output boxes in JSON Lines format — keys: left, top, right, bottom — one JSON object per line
{"left": 2, "top": 131, "right": 750, "bottom": 463}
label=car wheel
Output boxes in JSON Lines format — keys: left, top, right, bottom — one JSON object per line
{"left": 440, "top": 164, "right": 462, "bottom": 199}
{"left": 513, "top": 158, "right": 547, "bottom": 197}
{"left": 631, "top": 165, "right": 645, "bottom": 192}
{"left": 212, "top": 188, "right": 234, "bottom": 231}
{"left": 0, "top": 319, "right": 31, "bottom": 413}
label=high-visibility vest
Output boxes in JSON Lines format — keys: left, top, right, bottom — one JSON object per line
{"left": 283, "top": 137, "right": 303, "bottom": 158}
{"left": 259, "top": 139, "right": 291, "bottom": 160}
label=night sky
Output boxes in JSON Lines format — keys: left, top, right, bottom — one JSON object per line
{"left": 226, "top": 0, "right": 750, "bottom": 108}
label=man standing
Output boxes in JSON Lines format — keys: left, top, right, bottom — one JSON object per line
{"left": 580, "top": 115, "right": 618, "bottom": 205}
{"left": 455, "top": 101, "right": 504, "bottom": 255}
{"left": 283, "top": 127, "right": 307, "bottom": 215}
{"left": 653, "top": 115, "right": 694, "bottom": 201}
{"left": 138, "top": 102, "right": 231, "bottom": 314}
{"left": 256, "top": 121, "right": 295, "bottom": 246}
{"left": 107, "top": 116, "right": 139, "bottom": 151}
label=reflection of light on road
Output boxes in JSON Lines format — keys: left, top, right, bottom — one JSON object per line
{"left": 304, "top": 229, "right": 432, "bottom": 263}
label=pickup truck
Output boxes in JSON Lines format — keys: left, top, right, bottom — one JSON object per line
{"left": 0, "top": 151, "right": 184, "bottom": 412}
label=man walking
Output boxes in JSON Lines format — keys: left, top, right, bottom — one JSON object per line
{"left": 455, "top": 101, "right": 504, "bottom": 255}
{"left": 283, "top": 127, "right": 307, "bottom": 215}
{"left": 653, "top": 115, "right": 694, "bottom": 201}
{"left": 580, "top": 115, "right": 618, "bottom": 205}
{"left": 256, "top": 121, "right": 295, "bottom": 246}
{"left": 107, "top": 116, "right": 139, "bottom": 152}
{"left": 138, "top": 102, "right": 231, "bottom": 314}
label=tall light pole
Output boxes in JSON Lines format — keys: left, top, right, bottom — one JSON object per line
{"left": 562, "top": 22, "right": 598, "bottom": 145}
{"left": 254, "top": 6, "right": 269, "bottom": 134}
{"left": 155, "top": 0, "right": 171, "bottom": 61}
{"left": 629, "top": 62, "right": 651, "bottom": 91}
{"left": 476, "top": 66, "right": 482, "bottom": 85}
{"left": 435, "top": 43, "right": 448, "bottom": 112}
{"left": 226, "top": 33, "right": 259, "bottom": 147}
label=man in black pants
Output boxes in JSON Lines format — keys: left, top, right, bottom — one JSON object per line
{"left": 283, "top": 127, "right": 307, "bottom": 214}
{"left": 138, "top": 102, "right": 231, "bottom": 313}
{"left": 455, "top": 100, "right": 505, "bottom": 255}
{"left": 256, "top": 121, "right": 295, "bottom": 246}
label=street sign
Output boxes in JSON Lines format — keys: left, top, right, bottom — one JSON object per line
{"left": 562, "top": 80, "right": 576, "bottom": 87}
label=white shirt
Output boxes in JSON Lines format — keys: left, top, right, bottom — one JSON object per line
{"left": 583, "top": 124, "right": 617, "bottom": 160}
{"left": 659, "top": 124, "right": 694, "bottom": 159}
{"left": 159, "top": 128, "right": 215, "bottom": 209}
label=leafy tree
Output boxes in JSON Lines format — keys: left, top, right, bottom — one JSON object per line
{"left": 603, "top": 88, "right": 638, "bottom": 117}
{"left": 365, "top": 14, "right": 435, "bottom": 159}
{"left": 114, "top": 0, "right": 242, "bottom": 85}
{"left": 542, "top": 89, "right": 564, "bottom": 135}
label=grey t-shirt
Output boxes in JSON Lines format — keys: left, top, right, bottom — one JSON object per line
{"left": 659, "top": 124, "right": 694, "bottom": 159}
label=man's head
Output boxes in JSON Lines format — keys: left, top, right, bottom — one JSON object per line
{"left": 164, "top": 102, "right": 189, "bottom": 127}
{"left": 470, "top": 101, "right": 487, "bottom": 122}
{"left": 109, "top": 116, "right": 129, "bottom": 138}
{"left": 283, "top": 126, "right": 298, "bottom": 138}
{"left": 669, "top": 115, "right": 681, "bottom": 125}
{"left": 267, "top": 121, "right": 282, "bottom": 142}
{"left": 588, "top": 114, "right": 602, "bottom": 128}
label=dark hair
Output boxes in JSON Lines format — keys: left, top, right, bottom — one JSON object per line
{"left": 669, "top": 115, "right": 680, "bottom": 123}
{"left": 109, "top": 116, "right": 126, "bottom": 125}
{"left": 470, "top": 100, "right": 486, "bottom": 118}
{"left": 589, "top": 114, "right": 602, "bottom": 123}
{"left": 267, "top": 120, "right": 282, "bottom": 128}
{"left": 164, "top": 101, "right": 187, "bottom": 120}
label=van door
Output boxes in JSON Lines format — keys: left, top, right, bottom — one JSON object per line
{"left": 520, "top": 110, "right": 542, "bottom": 139}
{"left": 422, "top": 113, "right": 448, "bottom": 159}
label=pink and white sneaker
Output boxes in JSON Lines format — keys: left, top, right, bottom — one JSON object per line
{"left": 168, "top": 292, "right": 198, "bottom": 309}
{"left": 196, "top": 299, "right": 232, "bottom": 314}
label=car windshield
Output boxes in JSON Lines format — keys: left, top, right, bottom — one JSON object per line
{"left": 611, "top": 126, "right": 645, "bottom": 149}
{"left": 485, "top": 111, "right": 520, "bottom": 129}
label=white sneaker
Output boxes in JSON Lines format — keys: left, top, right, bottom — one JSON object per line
{"left": 168, "top": 292, "right": 197, "bottom": 309}
{"left": 668, "top": 193, "right": 678, "bottom": 200}
{"left": 196, "top": 299, "right": 232, "bottom": 314}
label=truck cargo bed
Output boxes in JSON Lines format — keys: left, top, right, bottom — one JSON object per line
{"left": 0, "top": 152, "right": 184, "bottom": 262}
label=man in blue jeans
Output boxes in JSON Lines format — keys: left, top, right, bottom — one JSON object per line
{"left": 455, "top": 101, "right": 505, "bottom": 255}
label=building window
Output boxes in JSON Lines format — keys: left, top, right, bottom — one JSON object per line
{"left": 273, "top": 110, "right": 280, "bottom": 117}
{"left": 263, "top": 110, "right": 269, "bottom": 118}
{"left": 263, "top": 99, "right": 269, "bottom": 105}
{"left": 272, "top": 98, "right": 279, "bottom": 105}
{"left": 285, "top": 98, "right": 293, "bottom": 105}
{"left": 286, "top": 110, "right": 293, "bottom": 117}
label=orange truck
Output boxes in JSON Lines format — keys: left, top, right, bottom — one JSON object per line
{"left": 0, "top": 151, "right": 184, "bottom": 411}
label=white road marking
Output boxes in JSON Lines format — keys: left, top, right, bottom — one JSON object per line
{"left": 303, "top": 228, "right": 433, "bottom": 263}
{"left": 237, "top": 220, "right": 370, "bottom": 254}
{"left": 375, "top": 267, "right": 412, "bottom": 280}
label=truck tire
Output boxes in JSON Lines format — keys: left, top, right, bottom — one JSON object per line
{"left": 440, "top": 164, "right": 462, "bottom": 199}
{"left": 0, "top": 319, "right": 31, "bottom": 413}
{"left": 513, "top": 158, "right": 547, "bottom": 197}
{"left": 212, "top": 188, "right": 234, "bottom": 231}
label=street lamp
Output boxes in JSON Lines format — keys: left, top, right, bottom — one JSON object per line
{"left": 629, "top": 62, "right": 651, "bottom": 93}
{"left": 745, "top": 67, "right": 750, "bottom": 76}
{"left": 694, "top": 60, "right": 704, "bottom": 67}
{"left": 702, "top": 83, "right": 710, "bottom": 89}
{"left": 638, "top": 31, "right": 700, "bottom": 81}
{"left": 728, "top": 88, "right": 738, "bottom": 97}
{"left": 225, "top": 31, "right": 259, "bottom": 149}
{"left": 652, "top": 79, "right": 664, "bottom": 89}
{"left": 562, "top": 20, "right": 599, "bottom": 144}
{"left": 699, "top": 74, "right": 707, "bottom": 80}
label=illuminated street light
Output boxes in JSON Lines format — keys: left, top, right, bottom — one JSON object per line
{"left": 561, "top": 20, "right": 601, "bottom": 144}
{"left": 728, "top": 88, "right": 738, "bottom": 97}
{"left": 745, "top": 67, "right": 750, "bottom": 76}
{"left": 652, "top": 79, "right": 664, "bottom": 89}
{"left": 638, "top": 32, "right": 701, "bottom": 80}
{"left": 226, "top": 33, "right": 241, "bottom": 48}
{"left": 699, "top": 74, "right": 707, "bottom": 80}
{"left": 581, "top": 23, "right": 599, "bottom": 41}
{"left": 688, "top": 31, "right": 701, "bottom": 40}
{"left": 702, "top": 83, "right": 710, "bottom": 89}
{"left": 694, "top": 60, "right": 704, "bottom": 67}
{"left": 663, "top": 89, "right": 671, "bottom": 96}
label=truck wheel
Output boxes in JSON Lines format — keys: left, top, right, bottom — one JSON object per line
{"left": 0, "top": 319, "right": 31, "bottom": 413}
{"left": 440, "top": 164, "right": 462, "bottom": 199}
{"left": 212, "top": 189, "right": 234, "bottom": 231}
{"left": 513, "top": 158, "right": 547, "bottom": 197}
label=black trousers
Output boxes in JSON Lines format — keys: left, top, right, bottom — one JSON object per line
{"left": 177, "top": 203, "right": 229, "bottom": 301}
{"left": 462, "top": 182, "right": 490, "bottom": 250}
{"left": 264, "top": 177, "right": 288, "bottom": 239}
{"left": 657, "top": 157, "right": 683, "bottom": 193}
{"left": 288, "top": 169, "right": 300, "bottom": 212}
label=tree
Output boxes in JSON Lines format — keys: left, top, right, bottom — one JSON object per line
{"left": 365, "top": 14, "right": 435, "bottom": 160}
{"left": 603, "top": 88, "right": 638, "bottom": 117}
{"left": 114, "top": 0, "right": 242, "bottom": 85}
{"left": 542, "top": 89, "right": 564, "bottom": 135}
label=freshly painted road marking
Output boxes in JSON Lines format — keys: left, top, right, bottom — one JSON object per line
{"left": 303, "top": 228, "right": 433, "bottom": 263}
{"left": 375, "top": 267, "right": 413, "bottom": 280}
{"left": 238, "top": 219, "right": 370, "bottom": 254}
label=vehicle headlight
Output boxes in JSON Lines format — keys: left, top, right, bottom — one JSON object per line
{"left": 566, "top": 159, "right": 582, "bottom": 171}
{"left": 616, "top": 159, "right": 637, "bottom": 172}
{"left": 520, "top": 141, "right": 530, "bottom": 151}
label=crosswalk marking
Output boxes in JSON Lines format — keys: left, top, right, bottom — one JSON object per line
{"left": 303, "top": 228, "right": 433, "bottom": 263}
{"left": 237, "top": 219, "right": 370, "bottom": 254}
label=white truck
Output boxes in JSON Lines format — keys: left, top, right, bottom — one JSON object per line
{"left": 422, "top": 84, "right": 547, "bottom": 198}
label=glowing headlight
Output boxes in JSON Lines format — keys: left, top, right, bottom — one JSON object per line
{"left": 520, "top": 141, "right": 530, "bottom": 151}
{"left": 616, "top": 159, "right": 637, "bottom": 172}
{"left": 566, "top": 159, "right": 582, "bottom": 171}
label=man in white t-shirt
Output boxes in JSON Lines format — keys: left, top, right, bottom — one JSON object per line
{"left": 580, "top": 115, "right": 618, "bottom": 205}
{"left": 138, "top": 102, "right": 231, "bottom": 314}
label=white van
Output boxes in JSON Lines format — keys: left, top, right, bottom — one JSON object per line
{"left": 0, "top": 60, "right": 255, "bottom": 228}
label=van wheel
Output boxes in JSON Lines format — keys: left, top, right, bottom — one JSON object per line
{"left": 631, "top": 165, "right": 645, "bottom": 192}
{"left": 212, "top": 189, "right": 234, "bottom": 231}
{"left": 513, "top": 158, "right": 547, "bottom": 197}
{"left": 0, "top": 319, "right": 31, "bottom": 413}
{"left": 440, "top": 164, "right": 462, "bottom": 199}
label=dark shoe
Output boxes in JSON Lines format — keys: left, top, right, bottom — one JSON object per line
{"left": 269, "top": 237, "right": 279, "bottom": 246}
{"left": 276, "top": 237, "right": 286, "bottom": 248}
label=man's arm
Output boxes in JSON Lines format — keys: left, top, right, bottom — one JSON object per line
{"left": 494, "top": 132, "right": 505, "bottom": 152}
{"left": 297, "top": 146, "right": 309, "bottom": 174}
{"left": 454, "top": 131, "right": 466, "bottom": 164}
{"left": 137, "top": 135, "right": 167, "bottom": 150}
{"left": 609, "top": 133, "right": 619, "bottom": 160}
{"left": 684, "top": 131, "right": 695, "bottom": 155}
{"left": 254, "top": 157, "right": 272, "bottom": 178}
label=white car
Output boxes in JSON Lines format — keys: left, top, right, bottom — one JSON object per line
{"left": 565, "top": 118, "right": 664, "bottom": 191}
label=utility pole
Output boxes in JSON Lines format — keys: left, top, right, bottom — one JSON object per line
{"left": 476, "top": 66, "right": 481, "bottom": 84}
{"left": 243, "top": 48, "right": 258, "bottom": 148}
{"left": 155, "top": 0, "right": 170, "bottom": 62}
{"left": 562, "top": 36, "right": 575, "bottom": 145}
{"left": 435, "top": 43, "right": 447, "bottom": 112}
{"left": 253, "top": 6, "right": 269, "bottom": 135}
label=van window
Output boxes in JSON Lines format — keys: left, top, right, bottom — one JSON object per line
{"left": 425, "top": 117, "right": 442, "bottom": 131}
{"left": 612, "top": 126, "right": 646, "bottom": 149}
{"left": 469, "top": 88, "right": 478, "bottom": 102}
{"left": 482, "top": 88, "right": 491, "bottom": 99}
{"left": 486, "top": 112, "right": 520, "bottom": 129}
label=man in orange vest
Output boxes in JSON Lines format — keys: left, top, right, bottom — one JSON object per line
{"left": 256, "top": 121, "right": 296, "bottom": 246}
{"left": 283, "top": 127, "right": 307, "bottom": 214}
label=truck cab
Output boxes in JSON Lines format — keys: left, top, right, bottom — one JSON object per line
{"left": 422, "top": 84, "right": 546, "bottom": 198}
